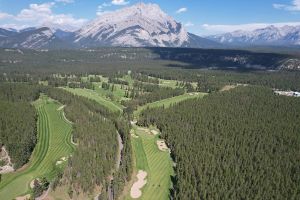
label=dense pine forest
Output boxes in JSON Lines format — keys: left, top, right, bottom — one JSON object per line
{"left": 0, "top": 83, "right": 41, "bottom": 168}
{"left": 138, "top": 86, "right": 300, "bottom": 200}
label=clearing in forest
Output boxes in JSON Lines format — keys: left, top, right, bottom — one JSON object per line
{"left": 0, "top": 95, "right": 75, "bottom": 199}
{"left": 134, "top": 92, "right": 207, "bottom": 117}
{"left": 63, "top": 87, "right": 123, "bottom": 113}
{"left": 125, "top": 126, "right": 174, "bottom": 200}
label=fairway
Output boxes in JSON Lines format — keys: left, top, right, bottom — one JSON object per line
{"left": 63, "top": 87, "right": 123, "bottom": 112}
{"left": 134, "top": 92, "right": 207, "bottom": 117}
{"left": 0, "top": 95, "right": 75, "bottom": 199}
{"left": 126, "top": 126, "right": 174, "bottom": 200}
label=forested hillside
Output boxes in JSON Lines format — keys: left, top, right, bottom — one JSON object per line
{"left": 138, "top": 86, "right": 300, "bottom": 199}
{"left": 0, "top": 83, "right": 41, "bottom": 168}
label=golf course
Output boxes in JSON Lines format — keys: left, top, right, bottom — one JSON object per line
{"left": 0, "top": 95, "right": 75, "bottom": 199}
{"left": 134, "top": 92, "right": 207, "bottom": 117}
{"left": 59, "top": 77, "right": 207, "bottom": 200}
{"left": 125, "top": 125, "right": 174, "bottom": 200}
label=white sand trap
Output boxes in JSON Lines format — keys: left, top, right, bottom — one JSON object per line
{"left": 57, "top": 105, "right": 65, "bottom": 111}
{"left": 131, "top": 134, "right": 139, "bottom": 138}
{"left": 56, "top": 161, "right": 63, "bottom": 165}
{"left": 30, "top": 179, "right": 36, "bottom": 188}
{"left": 15, "top": 194, "right": 30, "bottom": 200}
{"left": 130, "top": 170, "right": 148, "bottom": 199}
{"left": 151, "top": 130, "right": 159, "bottom": 135}
{"left": 56, "top": 157, "right": 68, "bottom": 165}
{"left": 130, "top": 120, "right": 137, "bottom": 125}
{"left": 157, "top": 140, "right": 170, "bottom": 152}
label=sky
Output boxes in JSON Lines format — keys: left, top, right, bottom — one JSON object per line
{"left": 0, "top": 0, "right": 300, "bottom": 35}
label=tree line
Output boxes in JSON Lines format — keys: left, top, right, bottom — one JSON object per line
{"left": 0, "top": 83, "right": 42, "bottom": 168}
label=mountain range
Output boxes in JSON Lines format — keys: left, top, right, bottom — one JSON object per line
{"left": 0, "top": 3, "right": 299, "bottom": 49}
{"left": 0, "top": 3, "right": 219, "bottom": 49}
{"left": 208, "top": 25, "right": 300, "bottom": 47}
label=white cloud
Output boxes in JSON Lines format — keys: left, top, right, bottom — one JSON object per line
{"left": 0, "top": 2, "right": 87, "bottom": 31}
{"left": 111, "top": 0, "right": 129, "bottom": 6}
{"left": 184, "top": 22, "right": 194, "bottom": 27}
{"left": 201, "top": 22, "right": 300, "bottom": 34}
{"left": 96, "top": 3, "right": 113, "bottom": 16}
{"left": 176, "top": 7, "right": 187, "bottom": 14}
{"left": 273, "top": 0, "right": 300, "bottom": 11}
{"left": 0, "top": 12, "right": 13, "bottom": 20}
{"left": 55, "top": 0, "right": 75, "bottom": 4}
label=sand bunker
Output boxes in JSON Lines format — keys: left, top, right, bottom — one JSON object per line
{"left": 131, "top": 134, "right": 139, "bottom": 138}
{"left": 130, "top": 120, "right": 137, "bottom": 125}
{"left": 15, "top": 194, "right": 31, "bottom": 200}
{"left": 157, "top": 140, "right": 170, "bottom": 152}
{"left": 151, "top": 130, "right": 159, "bottom": 135}
{"left": 30, "top": 179, "right": 36, "bottom": 188}
{"left": 57, "top": 105, "right": 65, "bottom": 111}
{"left": 56, "top": 157, "right": 67, "bottom": 165}
{"left": 130, "top": 170, "right": 148, "bottom": 199}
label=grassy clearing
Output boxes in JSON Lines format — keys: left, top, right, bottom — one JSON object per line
{"left": 125, "top": 126, "right": 174, "bottom": 200}
{"left": 0, "top": 95, "right": 75, "bottom": 199}
{"left": 62, "top": 87, "right": 123, "bottom": 112}
{"left": 134, "top": 92, "right": 207, "bottom": 117}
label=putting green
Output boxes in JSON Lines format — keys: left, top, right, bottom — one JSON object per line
{"left": 0, "top": 95, "right": 75, "bottom": 199}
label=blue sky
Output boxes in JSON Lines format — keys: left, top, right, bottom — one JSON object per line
{"left": 0, "top": 0, "right": 299, "bottom": 35}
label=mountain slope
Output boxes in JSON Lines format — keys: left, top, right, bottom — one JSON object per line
{"left": 208, "top": 25, "right": 300, "bottom": 46}
{"left": 74, "top": 3, "right": 219, "bottom": 48}
{"left": 0, "top": 27, "right": 72, "bottom": 49}
{"left": 0, "top": 28, "right": 17, "bottom": 38}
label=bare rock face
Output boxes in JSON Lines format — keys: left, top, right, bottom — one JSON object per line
{"left": 74, "top": 3, "right": 219, "bottom": 48}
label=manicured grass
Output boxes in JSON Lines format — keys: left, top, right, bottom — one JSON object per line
{"left": 158, "top": 78, "right": 180, "bottom": 89}
{"left": 92, "top": 82, "right": 130, "bottom": 102}
{"left": 62, "top": 87, "right": 123, "bottom": 112}
{"left": 134, "top": 92, "right": 207, "bottom": 117}
{"left": 126, "top": 126, "right": 174, "bottom": 200}
{"left": 0, "top": 95, "right": 75, "bottom": 199}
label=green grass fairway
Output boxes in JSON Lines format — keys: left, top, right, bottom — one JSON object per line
{"left": 134, "top": 92, "right": 207, "bottom": 117}
{"left": 92, "top": 82, "right": 130, "bottom": 102}
{"left": 0, "top": 95, "right": 75, "bottom": 199}
{"left": 63, "top": 87, "right": 123, "bottom": 112}
{"left": 125, "top": 126, "right": 174, "bottom": 200}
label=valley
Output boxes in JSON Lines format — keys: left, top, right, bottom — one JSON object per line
{"left": 0, "top": 1, "right": 300, "bottom": 199}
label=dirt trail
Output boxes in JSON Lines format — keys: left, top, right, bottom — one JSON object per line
{"left": 36, "top": 186, "right": 51, "bottom": 200}
{"left": 116, "top": 132, "right": 124, "bottom": 170}
{"left": 94, "top": 132, "right": 123, "bottom": 200}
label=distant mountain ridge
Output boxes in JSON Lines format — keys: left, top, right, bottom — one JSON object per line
{"left": 208, "top": 25, "right": 300, "bottom": 47}
{"left": 0, "top": 3, "right": 220, "bottom": 49}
